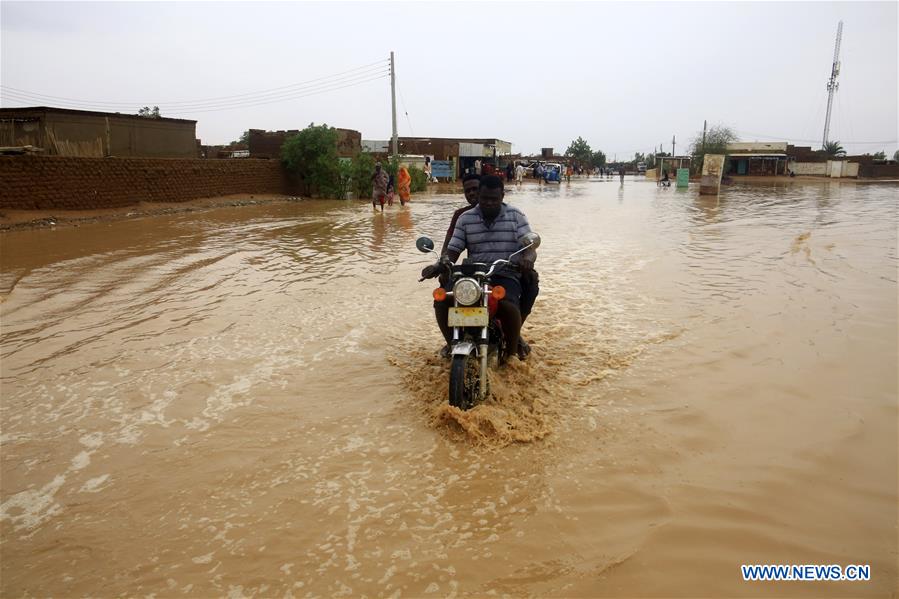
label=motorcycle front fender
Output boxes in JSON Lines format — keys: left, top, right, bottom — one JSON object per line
{"left": 451, "top": 341, "right": 477, "bottom": 357}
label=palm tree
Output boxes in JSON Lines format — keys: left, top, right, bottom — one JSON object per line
{"left": 823, "top": 141, "right": 846, "bottom": 157}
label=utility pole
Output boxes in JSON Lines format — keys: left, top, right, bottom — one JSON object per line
{"left": 390, "top": 51, "right": 398, "bottom": 158}
{"left": 702, "top": 120, "right": 707, "bottom": 154}
{"left": 672, "top": 135, "right": 676, "bottom": 157}
{"left": 822, "top": 20, "right": 843, "bottom": 149}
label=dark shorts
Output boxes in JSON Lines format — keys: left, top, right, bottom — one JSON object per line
{"left": 520, "top": 269, "right": 539, "bottom": 318}
{"left": 491, "top": 275, "right": 523, "bottom": 308}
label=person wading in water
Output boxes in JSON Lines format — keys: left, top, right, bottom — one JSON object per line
{"left": 371, "top": 162, "right": 389, "bottom": 211}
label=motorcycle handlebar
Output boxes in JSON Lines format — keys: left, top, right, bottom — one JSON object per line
{"left": 419, "top": 244, "right": 533, "bottom": 283}
{"left": 484, "top": 259, "right": 510, "bottom": 278}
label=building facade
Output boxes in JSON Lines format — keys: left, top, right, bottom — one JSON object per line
{"left": 247, "top": 127, "right": 361, "bottom": 159}
{"left": 361, "top": 137, "right": 512, "bottom": 176}
{"left": 726, "top": 142, "right": 789, "bottom": 176}
{"left": 0, "top": 106, "right": 198, "bottom": 158}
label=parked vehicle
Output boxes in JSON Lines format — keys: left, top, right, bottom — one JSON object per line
{"left": 637, "top": 162, "right": 647, "bottom": 174}
{"left": 543, "top": 162, "right": 563, "bottom": 183}
{"left": 416, "top": 233, "right": 541, "bottom": 409}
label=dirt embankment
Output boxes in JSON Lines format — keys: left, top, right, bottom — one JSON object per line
{"left": 0, "top": 194, "right": 305, "bottom": 232}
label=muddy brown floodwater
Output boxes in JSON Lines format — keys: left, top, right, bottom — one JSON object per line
{"left": 1, "top": 178, "right": 896, "bottom": 597}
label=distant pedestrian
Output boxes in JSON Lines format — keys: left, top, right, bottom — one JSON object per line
{"left": 371, "top": 162, "right": 388, "bottom": 211}
{"left": 535, "top": 163, "right": 544, "bottom": 185}
{"left": 386, "top": 173, "right": 396, "bottom": 205}
{"left": 619, "top": 167, "right": 625, "bottom": 183}
{"left": 397, "top": 166, "right": 411, "bottom": 206}
{"left": 515, "top": 162, "right": 525, "bottom": 186}
{"left": 506, "top": 163, "right": 514, "bottom": 182}
{"left": 474, "top": 159, "right": 482, "bottom": 175}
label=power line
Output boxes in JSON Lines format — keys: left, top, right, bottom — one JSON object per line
{"left": 398, "top": 84, "right": 413, "bottom": 137}
{"left": 0, "top": 68, "right": 389, "bottom": 112}
{"left": 736, "top": 130, "right": 895, "bottom": 145}
{"left": 1, "top": 71, "right": 390, "bottom": 114}
{"left": 0, "top": 59, "right": 388, "bottom": 108}
{"left": 163, "top": 74, "right": 389, "bottom": 114}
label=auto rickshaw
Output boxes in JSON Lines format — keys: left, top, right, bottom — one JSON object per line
{"left": 544, "top": 163, "right": 563, "bottom": 184}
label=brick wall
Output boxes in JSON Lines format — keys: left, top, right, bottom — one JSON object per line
{"left": 335, "top": 128, "right": 361, "bottom": 158}
{"left": 248, "top": 127, "right": 361, "bottom": 159}
{"left": 858, "top": 163, "right": 899, "bottom": 178}
{"left": 0, "top": 156, "right": 304, "bottom": 211}
{"left": 248, "top": 129, "right": 299, "bottom": 159}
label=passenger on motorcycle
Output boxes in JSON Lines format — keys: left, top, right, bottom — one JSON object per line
{"left": 421, "top": 175, "right": 537, "bottom": 363}
{"left": 440, "top": 173, "right": 481, "bottom": 254}
{"left": 437, "top": 174, "right": 538, "bottom": 359}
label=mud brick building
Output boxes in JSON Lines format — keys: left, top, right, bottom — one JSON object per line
{"left": 247, "top": 127, "right": 361, "bottom": 159}
{"left": 0, "top": 106, "right": 197, "bottom": 158}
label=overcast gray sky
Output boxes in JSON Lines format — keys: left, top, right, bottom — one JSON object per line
{"left": 2, "top": 1, "right": 896, "bottom": 157}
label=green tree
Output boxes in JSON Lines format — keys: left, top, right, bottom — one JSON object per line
{"left": 591, "top": 149, "right": 606, "bottom": 168}
{"left": 689, "top": 124, "right": 738, "bottom": 173}
{"left": 823, "top": 141, "right": 846, "bottom": 157}
{"left": 137, "top": 106, "right": 160, "bottom": 118}
{"left": 335, "top": 159, "right": 355, "bottom": 200}
{"left": 893, "top": 149, "right": 899, "bottom": 162}
{"left": 386, "top": 155, "right": 400, "bottom": 181}
{"left": 230, "top": 130, "right": 250, "bottom": 146}
{"left": 872, "top": 151, "right": 886, "bottom": 160}
{"left": 408, "top": 166, "right": 428, "bottom": 192}
{"left": 351, "top": 152, "right": 376, "bottom": 199}
{"left": 281, "top": 123, "right": 341, "bottom": 198}
{"left": 565, "top": 137, "right": 593, "bottom": 168}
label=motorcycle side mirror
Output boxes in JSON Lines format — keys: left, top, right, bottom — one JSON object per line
{"left": 518, "top": 232, "right": 541, "bottom": 250}
{"left": 416, "top": 236, "right": 435, "bottom": 253}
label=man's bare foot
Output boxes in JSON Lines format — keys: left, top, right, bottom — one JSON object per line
{"left": 517, "top": 338, "right": 531, "bottom": 360}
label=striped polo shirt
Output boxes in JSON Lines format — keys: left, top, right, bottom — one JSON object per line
{"left": 446, "top": 203, "right": 532, "bottom": 270}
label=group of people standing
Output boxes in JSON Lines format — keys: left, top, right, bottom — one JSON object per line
{"left": 491, "top": 162, "right": 627, "bottom": 186}
{"left": 371, "top": 161, "right": 412, "bottom": 212}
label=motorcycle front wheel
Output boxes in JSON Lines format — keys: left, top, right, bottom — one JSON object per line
{"left": 449, "top": 352, "right": 481, "bottom": 410}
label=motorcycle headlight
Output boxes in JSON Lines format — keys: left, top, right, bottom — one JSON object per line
{"left": 452, "top": 278, "right": 482, "bottom": 306}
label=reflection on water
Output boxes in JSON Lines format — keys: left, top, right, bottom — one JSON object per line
{"left": 1, "top": 179, "right": 896, "bottom": 596}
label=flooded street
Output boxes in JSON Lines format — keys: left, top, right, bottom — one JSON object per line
{"left": 1, "top": 178, "right": 896, "bottom": 597}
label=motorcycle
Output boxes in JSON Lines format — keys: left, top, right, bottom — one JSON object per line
{"left": 415, "top": 232, "right": 541, "bottom": 410}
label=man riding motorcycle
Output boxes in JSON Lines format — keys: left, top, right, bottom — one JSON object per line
{"left": 421, "top": 175, "right": 537, "bottom": 363}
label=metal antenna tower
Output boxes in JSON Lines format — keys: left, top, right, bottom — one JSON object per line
{"left": 822, "top": 21, "right": 843, "bottom": 149}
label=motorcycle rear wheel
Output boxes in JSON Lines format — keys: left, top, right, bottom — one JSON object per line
{"left": 449, "top": 352, "right": 481, "bottom": 410}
